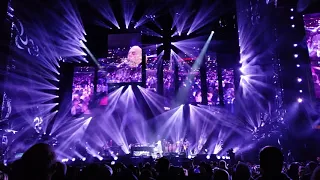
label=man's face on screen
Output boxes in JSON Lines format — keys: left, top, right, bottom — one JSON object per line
{"left": 127, "top": 46, "right": 142, "bottom": 66}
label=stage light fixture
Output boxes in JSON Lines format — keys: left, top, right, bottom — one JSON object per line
{"left": 296, "top": 64, "right": 300, "bottom": 67}
{"left": 72, "top": 158, "right": 76, "bottom": 162}
{"left": 293, "top": 44, "right": 298, "bottom": 47}
{"left": 82, "top": 158, "right": 86, "bottom": 161}
{"left": 217, "top": 156, "right": 221, "bottom": 159}
{"left": 294, "top": 54, "right": 299, "bottom": 58}
{"left": 114, "top": 156, "right": 118, "bottom": 161}
{"left": 206, "top": 155, "right": 210, "bottom": 160}
{"left": 211, "top": 31, "right": 215, "bottom": 34}
{"left": 188, "top": 155, "right": 192, "bottom": 159}
{"left": 297, "top": 98, "right": 303, "bottom": 103}
{"left": 99, "top": 157, "right": 103, "bottom": 161}
{"left": 299, "top": 90, "right": 303, "bottom": 93}
{"left": 292, "top": 24, "right": 295, "bottom": 28}
{"left": 226, "top": 156, "right": 230, "bottom": 159}
{"left": 297, "top": 78, "right": 302, "bottom": 82}
{"left": 290, "top": 16, "right": 294, "bottom": 20}
{"left": 222, "top": 156, "right": 226, "bottom": 159}
{"left": 111, "top": 161, "right": 115, "bottom": 165}
{"left": 290, "top": 8, "right": 294, "bottom": 12}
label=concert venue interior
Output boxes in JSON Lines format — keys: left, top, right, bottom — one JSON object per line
{"left": 0, "top": 0, "right": 320, "bottom": 168}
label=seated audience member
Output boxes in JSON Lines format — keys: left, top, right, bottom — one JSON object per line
{"left": 311, "top": 166, "right": 320, "bottom": 180}
{"left": 18, "top": 143, "right": 57, "bottom": 180}
{"left": 81, "top": 164, "right": 113, "bottom": 180}
{"left": 213, "top": 168, "right": 230, "bottom": 180}
{"left": 287, "top": 163, "right": 299, "bottom": 180}
{"left": 51, "top": 162, "right": 67, "bottom": 180}
{"left": 155, "top": 157, "right": 171, "bottom": 179}
{"left": 234, "top": 162, "right": 252, "bottom": 180}
{"left": 255, "top": 146, "right": 290, "bottom": 180}
{"left": 219, "top": 160, "right": 228, "bottom": 170}
{"left": 302, "top": 161, "right": 317, "bottom": 180}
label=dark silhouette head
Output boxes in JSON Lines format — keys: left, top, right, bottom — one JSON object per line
{"left": 213, "top": 168, "right": 229, "bottom": 180}
{"left": 21, "top": 143, "right": 57, "bottom": 180}
{"left": 259, "top": 146, "right": 284, "bottom": 176}
{"left": 307, "top": 161, "right": 318, "bottom": 173}
{"left": 51, "top": 162, "right": 67, "bottom": 180}
{"left": 234, "top": 162, "right": 251, "bottom": 180}
{"left": 219, "top": 160, "right": 228, "bottom": 170}
{"left": 287, "top": 162, "right": 299, "bottom": 180}
{"left": 311, "top": 166, "right": 320, "bottom": 180}
{"left": 155, "top": 157, "right": 170, "bottom": 174}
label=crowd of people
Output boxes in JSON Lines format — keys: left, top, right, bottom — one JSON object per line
{"left": 146, "top": 57, "right": 158, "bottom": 92}
{"left": 71, "top": 68, "right": 94, "bottom": 116}
{"left": 2, "top": 144, "right": 320, "bottom": 180}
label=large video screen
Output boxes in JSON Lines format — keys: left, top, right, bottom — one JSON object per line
{"left": 222, "top": 68, "right": 235, "bottom": 105}
{"left": 146, "top": 45, "right": 158, "bottom": 92}
{"left": 96, "top": 70, "right": 109, "bottom": 106}
{"left": 206, "top": 55, "right": 219, "bottom": 105}
{"left": 71, "top": 67, "right": 95, "bottom": 116}
{"left": 163, "top": 61, "right": 175, "bottom": 103}
{"left": 98, "top": 33, "right": 142, "bottom": 83}
{"left": 178, "top": 57, "right": 201, "bottom": 103}
{"left": 304, "top": 13, "right": 320, "bottom": 98}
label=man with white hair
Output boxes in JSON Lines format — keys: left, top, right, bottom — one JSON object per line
{"left": 127, "top": 45, "right": 142, "bottom": 67}
{"left": 115, "top": 45, "right": 142, "bottom": 82}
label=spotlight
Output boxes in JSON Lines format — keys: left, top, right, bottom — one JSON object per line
{"left": 188, "top": 155, "right": 192, "bottom": 159}
{"left": 222, "top": 156, "right": 226, "bottom": 159}
{"left": 290, "top": 8, "right": 294, "bottom": 11}
{"left": 290, "top": 16, "right": 294, "bottom": 20}
{"left": 217, "top": 156, "right": 221, "bottom": 159}
{"left": 111, "top": 161, "right": 115, "bottom": 165}
{"left": 72, "top": 158, "right": 76, "bottom": 162}
{"left": 82, "top": 158, "right": 86, "bottom": 161}
{"left": 293, "top": 44, "right": 298, "bottom": 47}
{"left": 292, "top": 25, "right": 295, "bottom": 28}
{"left": 297, "top": 78, "right": 302, "bottom": 82}
{"left": 297, "top": 98, "right": 303, "bottom": 103}
{"left": 205, "top": 149, "right": 208, "bottom": 153}
{"left": 226, "top": 156, "right": 230, "bottom": 160}
{"left": 206, "top": 155, "right": 210, "bottom": 160}
{"left": 211, "top": 31, "right": 215, "bottom": 34}
{"left": 294, "top": 54, "right": 299, "bottom": 58}
{"left": 99, "top": 157, "right": 103, "bottom": 161}
{"left": 299, "top": 90, "right": 303, "bottom": 93}
{"left": 114, "top": 156, "right": 118, "bottom": 161}
{"left": 296, "top": 64, "right": 300, "bottom": 67}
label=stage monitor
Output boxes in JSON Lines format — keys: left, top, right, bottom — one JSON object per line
{"left": 303, "top": 13, "right": 320, "bottom": 98}
{"left": 71, "top": 67, "right": 95, "bottom": 116}
{"left": 98, "top": 33, "right": 142, "bottom": 83}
